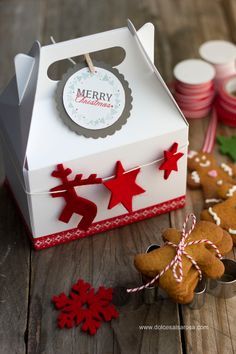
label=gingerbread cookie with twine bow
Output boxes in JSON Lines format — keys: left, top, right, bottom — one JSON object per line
{"left": 187, "top": 150, "right": 236, "bottom": 207}
{"left": 201, "top": 182, "right": 236, "bottom": 245}
{"left": 129, "top": 214, "right": 232, "bottom": 304}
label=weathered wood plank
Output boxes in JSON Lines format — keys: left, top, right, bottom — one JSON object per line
{"left": 27, "top": 214, "right": 180, "bottom": 354}
{"left": 0, "top": 0, "right": 44, "bottom": 89}
{"left": 0, "top": 186, "right": 30, "bottom": 354}
{"left": 0, "top": 1, "right": 45, "bottom": 353}
{"left": 112, "top": 301, "right": 182, "bottom": 354}
{"left": 154, "top": 1, "right": 236, "bottom": 354}
{"left": 218, "top": 0, "right": 236, "bottom": 43}
{"left": 1, "top": 0, "right": 236, "bottom": 353}
{"left": 24, "top": 1, "right": 182, "bottom": 353}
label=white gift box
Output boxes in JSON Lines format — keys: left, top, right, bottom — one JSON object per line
{"left": 0, "top": 20, "right": 188, "bottom": 250}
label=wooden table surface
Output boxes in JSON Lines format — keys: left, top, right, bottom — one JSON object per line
{"left": 1, "top": 0, "right": 236, "bottom": 353}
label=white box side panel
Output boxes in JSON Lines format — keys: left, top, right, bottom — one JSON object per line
{"left": 2, "top": 146, "right": 32, "bottom": 232}
{"left": 27, "top": 128, "right": 188, "bottom": 238}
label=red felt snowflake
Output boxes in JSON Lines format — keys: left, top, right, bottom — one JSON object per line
{"left": 159, "top": 142, "right": 184, "bottom": 180}
{"left": 52, "top": 279, "right": 119, "bottom": 335}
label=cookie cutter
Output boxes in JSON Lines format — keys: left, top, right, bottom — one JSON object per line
{"left": 142, "top": 243, "right": 204, "bottom": 306}
{"left": 187, "top": 277, "right": 207, "bottom": 310}
{"left": 142, "top": 244, "right": 159, "bottom": 304}
{"left": 142, "top": 244, "right": 169, "bottom": 303}
{"left": 142, "top": 245, "right": 236, "bottom": 306}
{"left": 207, "top": 259, "right": 236, "bottom": 299}
{"left": 187, "top": 258, "right": 236, "bottom": 305}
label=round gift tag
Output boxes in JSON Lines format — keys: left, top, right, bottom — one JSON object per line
{"left": 173, "top": 59, "right": 215, "bottom": 85}
{"left": 56, "top": 61, "right": 132, "bottom": 138}
{"left": 199, "top": 40, "right": 236, "bottom": 65}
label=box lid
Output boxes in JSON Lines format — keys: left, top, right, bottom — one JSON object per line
{"left": 0, "top": 20, "right": 187, "bottom": 173}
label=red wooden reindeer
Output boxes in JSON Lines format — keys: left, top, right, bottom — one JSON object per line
{"left": 50, "top": 164, "right": 102, "bottom": 230}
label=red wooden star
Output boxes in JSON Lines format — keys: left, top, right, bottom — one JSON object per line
{"left": 159, "top": 142, "right": 184, "bottom": 180}
{"left": 103, "top": 161, "right": 145, "bottom": 212}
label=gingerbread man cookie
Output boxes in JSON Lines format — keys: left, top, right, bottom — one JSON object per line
{"left": 134, "top": 220, "right": 232, "bottom": 304}
{"left": 188, "top": 150, "right": 236, "bottom": 206}
{"left": 201, "top": 182, "right": 236, "bottom": 245}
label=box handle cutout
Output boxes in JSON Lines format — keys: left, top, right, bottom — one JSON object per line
{"left": 47, "top": 47, "right": 126, "bottom": 81}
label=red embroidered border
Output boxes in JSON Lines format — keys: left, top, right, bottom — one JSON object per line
{"left": 33, "top": 196, "right": 185, "bottom": 250}
{"left": 4, "top": 179, "right": 185, "bottom": 250}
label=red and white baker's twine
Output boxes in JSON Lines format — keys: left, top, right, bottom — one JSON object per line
{"left": 127, "top": 213, "right": 222, "bottom": 293}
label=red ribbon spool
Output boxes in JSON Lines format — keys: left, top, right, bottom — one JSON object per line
{"left": 173, "top": 59, "right": 236, "bottom": 152}
{"left": 173, "top": 59, "right": 216, "bottom": 120}
{"left": 216, "top": 75, "right": 236, "bottom": 127}
{"left": 174, "top": 80, "right": 215, "bottom": 119}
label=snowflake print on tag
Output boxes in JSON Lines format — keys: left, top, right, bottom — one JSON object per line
{"left": 50, "top": 164, "right": 102, "bottom": 230}
{"left": 52, "top": 279, "right": 119, "bottom": 335}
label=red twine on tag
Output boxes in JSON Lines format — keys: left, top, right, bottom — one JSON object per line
{"left": 127, "top": 213, "right": 222, "bottom": 293}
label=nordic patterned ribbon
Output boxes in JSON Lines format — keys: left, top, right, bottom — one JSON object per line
{"left": 127, "top": 213, "right": 223, "bottom": 293}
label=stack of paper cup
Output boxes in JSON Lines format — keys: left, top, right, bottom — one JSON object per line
{"left": 199, "top": 40, "right": 236, "bottom": 83}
